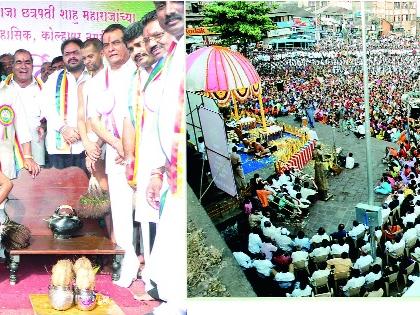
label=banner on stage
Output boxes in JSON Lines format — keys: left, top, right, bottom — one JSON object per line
{"left": 0, "top": 1, "right": 154, "bottom": 76}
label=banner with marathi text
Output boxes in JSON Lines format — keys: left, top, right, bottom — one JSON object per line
{"left": 0, "top": 1, "right": 154, "bottom": 76}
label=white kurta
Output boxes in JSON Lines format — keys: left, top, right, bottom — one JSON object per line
{"left": 5, "top": 78, "right": 45, "bottom": 165}
{"left": 133, "top": 67, "right": 162, "bottom": 224}
{"left": 146, "top": 36, "right": 186, "bottom": 304}
{"left": 87, "top": 59, "right": 138, "bottom": 277}
{"left": 0, "top": 87, "right": 31, "bottom": 179}
{"left": 39, "top": 69, "right": 90, "bottom": 155}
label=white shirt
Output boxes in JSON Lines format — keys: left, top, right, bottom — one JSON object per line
{"left": 356, "top": 124, "right": 365, "bottom": 135}
{"left": 402, "top": 227, "right": 417, "bottom": 243}
{"left": 343, "top": 276, "right": 365, "bottom": 292}
{"left": 291, "top": 251, "right": 309, "bottom": 265}
{"left": 274, "top": 271, "right": 295, "bottom": 282}
{"left": 310, "top": 246, "right": 331, "bottom": 258}
{"left": 345, "top": 156, "right": 355, "bottom": 169}
{"left": 6, "top": 77, "right": 42, "bottom": 132}
{"left": 403, "top": 213, "right": 417, "bottom": 226}
{"left": 232, "top": 252, "right": 252, "bottom": 269}
{"left": 364, "top": 271, "right": 381, "bottom": 285}
{"left": 40, "top": 69, "right": 90, "bottom": 154}
{"left": 353, "top": 255, "right": 373, "bottom": 270}
{"left": 0, "top": 88, "right": 31, "bottom": 179}
{"left": 311, "top": 233, "right": 331, "bottom": 244}
{"left": 287, "top": 284, "right": 312, "bottom": 297}
{"left": 385, "top": 239, "right": 405, "bottom": 254}
{"left": 301, "top": 187, "right": 316, "bottom": 200}
{"left": 87, "top": 59, "right": 136, "bottom": 174}
{"left": 348, "top": 224, "right": 366, "bottom": 239}
{"left": 131, "top": 67, "right": 163, "bottom": 223}
{"left": 310, "top": 269, "right": 330, "bottom": 282}
{"left": 331, "top": 243, "right": 349, "bottom": 255}
{"left": 248, "top": 233, "right": 262, "bottom": 254}
{"left": 151, "top": 37, "right": 185, "bottom": 171}
{"left": 252, "top": 259, "right": 273, "bottom": 277}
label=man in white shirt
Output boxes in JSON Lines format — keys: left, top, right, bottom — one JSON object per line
{"left": 248, "top": 230, "right": 263, "bottom": 254}
{"left": 342, "top": 269, "right": 365, "bottom": 296}
{"left": 331, "top": 238, "right": 349, "bottom": 256}
{"left": 253, "top": 257, "right": 274, "bottom": 277}
{"left": 88, "top": 24, "right": 138, "bottom": 289}
{"left": 353, "top": 251, "right": 373, "bottom": 272}
{"left": 120, "top": 14, "right": 172, "bottom": 300}
{"left": 232, "top": 251, "right": 253, "bottom": 269}
{"left": 348, "top": 220, "right": 366, "bottom": 240}
{"left": 0, "top": 86, "right": 40, "bottom": 180}
{"left": 77, "top": 39, "right": 105, "bottom": 180}
{"left": 142, "top": 3, "right": 186, "bottom": 313}
{"left": 354, "top": 121, "right": 365, "bottom": 139}
{"left": 3, "top": 49, "right": 45, "bottom": 166}
{"left": 345, "top": 152, "right": 359, "bottom": 169}
{"left": 39, "top": 38, "right": 90, "bottom": 172}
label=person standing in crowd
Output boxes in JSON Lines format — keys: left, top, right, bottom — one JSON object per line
{"left": 121, "top": 14, "right": 170, "bottom": 299}
{"left": 230, "top": 146, "right": 247, "bottom": 191}
{"left": 0, "top": 81, "right": 40, "bottom": 180}
{"left": 313, "top": 144, "right": 329, "bottom": 200}
{"left": 88, "top": 24, "right": 138, "bottom": 288}
{"left": 77, "top": 38, "right": 108, "bottom": 190}
{"left": 144, "top": 1, "right": 186, "bottom": 314}
{"left": 39, "top": 61, "right": 52, "bottom": 83}
{"left": 0, "top": 53, "right": 13, "bottom": 77}
{"left": 38, "top": 38, "right": 90, "bottom": 173}
{"left": 1, "top": 49, "right": 45, "bottom": 167}
{"left": 50, "top": 56, "right": 64, "bottom": 73}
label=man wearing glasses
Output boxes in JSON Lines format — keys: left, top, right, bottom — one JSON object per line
{"left": 144, "top": 1, "right": 186, "bottom": 314}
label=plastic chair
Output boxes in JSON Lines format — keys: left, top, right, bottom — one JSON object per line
{"left": 384, "top": 271, "right": 400, "bottom": 297}
{"left": 402, "top": 262, "right": 416, "bottom": 286}
{"left": 310, "top": 273, "right": 330, "bottom": 295}
{"left": 405, "top": 237, "right": 417, "bottom": 257}
{"left": 347, "top": 285, "right": 363, "bottom": 297}
{"left": 312, "top": 288, "right": 333, "bottom": 297}
{"left": 386, "top": 245, "right": 405, "bottom": 265}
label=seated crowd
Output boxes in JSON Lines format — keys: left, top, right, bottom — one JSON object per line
{"left": 230, "top": 161, "right": 420, "bottom": 297}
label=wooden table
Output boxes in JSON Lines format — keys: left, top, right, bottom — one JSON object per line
{"left": 8, "top": 235, "right": 125, "bottom": 285}
{"left": 5, "top": 168, "right": 125, "bottom": 285}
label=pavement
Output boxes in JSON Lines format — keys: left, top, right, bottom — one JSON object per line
{"left": 245, "top": 116, "right": 397, "bottom": 237}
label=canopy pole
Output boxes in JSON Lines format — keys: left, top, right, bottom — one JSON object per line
{"left": 232, "top": 94, "right": 239, "bottom": 120}
{"left": 258, "top": 90, "right": 267, "bottom": 131}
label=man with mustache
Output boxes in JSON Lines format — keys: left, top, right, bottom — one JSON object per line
{"left": 121, "top": 15, "right": 170, "bottom": 301}
{"left": 39, "top": 38, "right": 90, "bottom": 172}
{"left": 143, "top": 1, "right": 186, "bottom": 314}
{"left": 87, "top": 24, "right": 138, "bottom": 288}
{"left": 2, "top": 49, "right": 45, "bottom": 167}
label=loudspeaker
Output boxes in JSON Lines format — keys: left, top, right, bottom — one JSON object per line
{"left": 411, "top": 107, "right": 420, "bottom": 119}
{"left": 276, "top": 81, "right": 284, "bottom": 91}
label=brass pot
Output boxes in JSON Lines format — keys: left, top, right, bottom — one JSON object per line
{"left": 48, "top": 285, "right": 74, "bottom": 311}
{"left": 74, "top": 287, "right": 97, "bottom": 311}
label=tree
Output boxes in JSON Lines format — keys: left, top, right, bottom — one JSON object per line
{"left": 202, "top": 1, "right": 274, "bottom": 56}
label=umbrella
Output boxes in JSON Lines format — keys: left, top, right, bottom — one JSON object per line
{"left": 187, "top": 46, "right": 267, "bottom": 129}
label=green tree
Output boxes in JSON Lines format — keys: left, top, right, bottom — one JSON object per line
{"left": 202, "top": 1, "right": 274, "bottom": 56}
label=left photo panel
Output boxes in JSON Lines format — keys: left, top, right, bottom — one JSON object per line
{"left": 0, "top": 1, "right": 186, "bottom": 314}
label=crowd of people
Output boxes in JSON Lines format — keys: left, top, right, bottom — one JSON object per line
{"left": 0, "top": 2, "right": 185, "bottom": 314}
{"left": 219, "top": 36, "right": 420, "bottom": 298}
{"left": 228, "top": 159, "right": 420, "bottom": 297}
{"left": 245, "top": 36, "right": 420, "bottom": 145}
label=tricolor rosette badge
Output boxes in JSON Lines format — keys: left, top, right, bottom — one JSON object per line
{"left": 0, "top": 105, "right": 14, "bottom": 126}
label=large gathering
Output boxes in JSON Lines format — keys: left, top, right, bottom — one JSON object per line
{"left": 185, "top": 0, "right": 420, "bottom": 303}
{"left": 0, "top": 1, "right": 185, "bottom": 314}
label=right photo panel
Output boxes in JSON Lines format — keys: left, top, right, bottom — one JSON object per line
{"left": 186, "top": 0, "right": 420, "bottom": 300}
